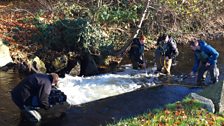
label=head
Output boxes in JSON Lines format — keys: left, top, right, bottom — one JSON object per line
{"left": 164, "top": 34, "right": 172, "bottom": 43}
{"left": 189, "top": 40, "right": 200, "bottom": 51}
{"left": 50, "top": 73, "right": 59, "bottom": 86}
{"left": 139, "top": 35, "right": 146, "bottom": 43}
{"left": 158, "top": 34, "right": 169, "bottom": 43}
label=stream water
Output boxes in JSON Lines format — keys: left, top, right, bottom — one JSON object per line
{"left": 0, "top": 39, "right": 223, "bottom": 126}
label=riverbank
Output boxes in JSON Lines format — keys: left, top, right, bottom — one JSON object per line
{"left": 0, "top": 39, "right": 224, "bottom": 125}
{"left": 0, "top": 69, "right": 204, "bottom": 126}
{"left": 0, "top": 1, "right": 224, "bottom": 76}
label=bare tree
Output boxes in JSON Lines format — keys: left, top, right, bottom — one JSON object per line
{"left": 111, "top": 0, "right": 151, "bottom": 56}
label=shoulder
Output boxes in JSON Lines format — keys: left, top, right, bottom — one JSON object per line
{"left": 132, "top": 38, "right": 140, "bottom": 44}
{"left": 168, "top": 38, "right": 177, "bottom": 48}
{"left": 34, "top": 74, "right": 52, "bottom": 84}
{"left": 198, "top": 40, "right": 207, "bottom": 47}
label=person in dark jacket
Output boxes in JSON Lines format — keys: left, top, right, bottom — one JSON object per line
{"left": 189, "top": 40, "right": 219, "bottom": 85}
{"left": 128, "top": 35, "right": 146, "bottom": 69}
{"left": 155, "top": 34, "right": 179, "bottom": 75}
{"left": 11, "top": 73, "right": 59, "bottom": 123}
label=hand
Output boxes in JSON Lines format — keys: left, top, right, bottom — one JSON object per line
{"left": 190, "top": 71, "right": 194, "bottom": 76}
{"left": 206, "top": 62, "right": 210, "bottom": 67}
{"left": 165, "top": 56, "right": 169, "bottom": 61}
{"left": 142, "top": 63, "right": 146, "bottom": 68}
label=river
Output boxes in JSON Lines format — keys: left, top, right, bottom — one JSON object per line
{"left": 0, "top": 39, "right": 223, "bottom": 126}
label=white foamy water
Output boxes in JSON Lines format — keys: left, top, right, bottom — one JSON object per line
{"left": 57, "top": 65, "right": 159, "bottom": 105}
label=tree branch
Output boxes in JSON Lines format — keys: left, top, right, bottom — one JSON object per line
{"left": 110, "top": 0, "right": 151, "bottom": 56}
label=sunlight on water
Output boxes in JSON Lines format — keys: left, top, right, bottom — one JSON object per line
{"left": 58, "top": 65, "right": 159, "bottom": 105}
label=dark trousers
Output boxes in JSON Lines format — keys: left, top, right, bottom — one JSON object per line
{"left": 154, "top": 48, "right": 164, "bottom": 71}
{"left": 130, "top": 55, "right": 143, "bottom": 69}
{"left": 11, "top": 92, "right": 24, "bottom": 110}
{"left": 11, "top": 93, "right": 41, "bottom": 123}
{"left": 197, "top": 63, "right": 219, "bottom": 84}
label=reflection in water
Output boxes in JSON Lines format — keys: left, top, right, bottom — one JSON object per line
{"left": 0, "top": 70, "right": 21, "bottom": 126}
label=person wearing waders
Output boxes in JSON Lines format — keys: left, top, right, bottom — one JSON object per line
{"left": 189, "top": 40, "right": 219, "bottom": 85}
{"left": 128, "top": 35, "right": 146, "bottom": 69}
{"left": 11, "top": 73, "right": 59, "bottom": 124}
{"left": 154, "top": 34, "right": 179, "bottom": 75}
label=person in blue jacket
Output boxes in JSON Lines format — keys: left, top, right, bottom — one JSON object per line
{"left": 11, "top": 73, "right": 59, "bottom": 123}
{"left": 189, "top": 39, "right": 219, "bottom": 85}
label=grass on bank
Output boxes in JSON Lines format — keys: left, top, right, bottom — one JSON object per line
{"left": 107, "top": 97, "right": 224, "bottom": 126}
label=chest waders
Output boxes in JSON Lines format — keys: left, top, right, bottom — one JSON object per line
{"left": 195, "top": 50, "right": 209, "bottom": 64}
{"left": 156, "top": 43, "right": 171, "bottom": 75}
{"left": 195, "top": 50, "right": 218, "bottom": 85}
{"left": 155, "top": 42, "right": 166, "bottom": 71}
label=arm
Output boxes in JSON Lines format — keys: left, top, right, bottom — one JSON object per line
{"left": 192, "top": 53, "right": 200, "bottom": 73}
{"left": 165, "top": 41, "right": 178, "bottom": 59}
{"left": 170, "top": 40, "right": 179, "bottom": 58}
{"left": 204, "top": 45, "right": 219, "bottom": 65}
{"left": 39, "top": 83, "right": 51, "bottom": 110}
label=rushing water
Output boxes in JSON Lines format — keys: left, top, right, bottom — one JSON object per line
{"left": 58, "top": 65, "right": 158, "bottom": 105}
{"left": 0, "top": 39, "right": 223, "bottom": 126}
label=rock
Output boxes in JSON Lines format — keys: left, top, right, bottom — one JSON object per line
{"left": 79, "top": 51, "right": 99, "bottom": 76}
{"left": 69, "top": 61, "right": 80, "bottom": 76}
{"left": 52, "top": 55, "right": 68, "bottom": 72}
{"left": 190, "top": 93, "right": 215, "bottom": 113}
{"left": 28, "top": 56, "right": 47, "bottom": 73}
{"left": 0, "top": 39, "right": 13, "bottom": 67}
{"left": 197, "top": 81, "right": 224, "bottom": 113}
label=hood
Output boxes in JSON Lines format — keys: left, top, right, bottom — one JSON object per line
{"left": 198, "top": 40, "right": 207, "bottom": 47}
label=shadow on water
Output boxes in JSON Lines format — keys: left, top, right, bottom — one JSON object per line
{"left": 0, "top": 39, "right": 223, "bottom": 126}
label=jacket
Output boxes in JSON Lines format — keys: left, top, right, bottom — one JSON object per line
{"left": 192, "top": 40, "right": 219, "bottom": 73}
{"left": 11, "top": 73, "right": 53, "bottom": 110}
{"left": 164, "top": 37, "right": 179, "bottom": 59}
{"left": 129, "top": 38, "right": 144, "bottom": 61}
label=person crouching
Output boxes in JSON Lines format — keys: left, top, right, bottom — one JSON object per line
{"left": 11, "top": 73, "right": 59, "bottom": 124}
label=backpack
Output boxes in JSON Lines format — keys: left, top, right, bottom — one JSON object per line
{"left": 49, "top": 87, "right": 67, "bottom": 106}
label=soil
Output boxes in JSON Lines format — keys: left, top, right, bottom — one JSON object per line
{"left": 0, "top": 1, "right": 224, "bottom": 67}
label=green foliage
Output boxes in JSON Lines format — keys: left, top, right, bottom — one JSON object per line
{"left": 29, "top": 0, "right": 224, "bottom": 56}
{"left": 33, "top": 17, "right": 113, "bottom": 54}
{"left": 108, "top": 97, "right": 224, "bottom": 126}
{"left": 157, "top": 0, "right": 224, "bottom": 32}
{"left": 53, "top": 1, "right": 92, "bottom": 19}
{"left": 95, "top": 4, "right": 141, "bottom": 24}
{"left": 108, "top": 117, "right": 141, "bottom": 126}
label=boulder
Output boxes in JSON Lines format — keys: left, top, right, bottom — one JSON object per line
{"left": 28, "top": 56, "right": 47, "bottom": 73}
{"left": 190, "top": 93, "right": 215, "bottom": 113}
{"left": 79, "top": 51, "right": 99, "bottom": 76}
{"left": 0, "top": 39, "right": 13, "bottom": 67}
{"left": 52, "top": 55, "right": 68, "bottom": 72}
{"left": 197, "top": 81, "right": 224, "bottom": 113}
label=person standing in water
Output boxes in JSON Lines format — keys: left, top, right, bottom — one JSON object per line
{"left": 154, "top": 34, "right": 179, "bottom": 75}
{"left": 189, "top": 39, "right": 219, "bottom": 85}
{"left": 128, "top": 35, "right": 146, "bottom": 69}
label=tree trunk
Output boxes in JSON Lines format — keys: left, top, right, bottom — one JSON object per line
{"left": 109, "top": 0, "right": 151, "bottom": 57}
